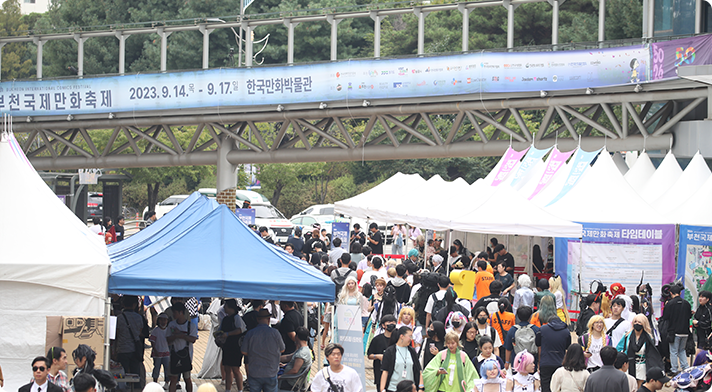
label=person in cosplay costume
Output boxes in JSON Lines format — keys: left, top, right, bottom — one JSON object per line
{"left": 423, "top": 331, "right": 480, "bottom": 392}
{"left": 548, "top": 276, "right": 570, "bottom": 324}
{"left": 606, "top": 283, "right": 637, "bottom": 324}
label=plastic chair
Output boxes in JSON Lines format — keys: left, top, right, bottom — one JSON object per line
{"left": 278, "top": 365, "right": 311, "bottom": 392}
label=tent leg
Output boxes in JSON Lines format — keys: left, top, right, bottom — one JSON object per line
{"left": 303, "top": 302, "right": 308, "bottom": 331}
{"left": 317, "top": 303, "right": 322, "bottom": 369}
{"left": 103, "top": 291, "right": 111, "bottom": 370}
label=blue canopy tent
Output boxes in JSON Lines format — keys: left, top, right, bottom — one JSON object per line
{"left": 108, "top": 192, "right": 218, "bottom": 260}
{"left": 109, "top": 204, "right": 335, "bottom": 302}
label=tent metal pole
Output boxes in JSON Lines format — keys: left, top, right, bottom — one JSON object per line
{"left": 303, "top": 302, "right": 308, "bottom": 330}
{"left": 317, "top": 303, "right": 322, "bottom": 369}
{"left": 103, "top": 286, "right": 111, "bottom": 370}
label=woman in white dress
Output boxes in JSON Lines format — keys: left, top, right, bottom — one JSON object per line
{"left": 506, "top": 351, "right": 540, "bottom": 392}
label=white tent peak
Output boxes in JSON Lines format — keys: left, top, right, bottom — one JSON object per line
{"left": 666, "top": 174, "right": 712, "bottom": 225}
{"left": 624, "top": 151, "right": 656, "bottom": 190}
{"left": 639, "top": 151, "right": 683, "bottom": 204}
{"left": 545, "top": 150, "right": 664, "bottom": 223}
{"left": 652, "top": 151, "right": 712, "bottom": 214}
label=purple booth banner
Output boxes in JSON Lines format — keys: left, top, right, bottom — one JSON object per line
{"left": 651, "top": 34, "right": 712, "bottom": 80}
{"left": 491, "top": 146, "right": 529, "bottom": 186}
{"left": 555, "top": 222, "right": 676, "bottom": 315}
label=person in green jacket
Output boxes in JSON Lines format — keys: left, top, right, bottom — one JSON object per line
{"left": 423, "top": 331, "right": 480, "bottom": 392}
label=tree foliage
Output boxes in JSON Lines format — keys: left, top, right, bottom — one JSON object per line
{"left": 0, "top": 0, "right": 34, "bottom": 79}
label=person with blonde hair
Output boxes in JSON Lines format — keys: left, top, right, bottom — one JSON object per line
{"left": 423, "top": 331, "right": 480, "bottom": 392}
{"left": 507, "top": 351, "right": 540, "bottom": 392}
{"left": 338, "top": 276, "right": 362, "bottom": 305}
{"left": 398, "top": 307, "right": 423, "bottom": 349}
{"left": 548, "top": 276, "right": 570, "bottom": 323}
{"left": 616, "top": 314, "right": 663, "bottom": 386}
{"left": 577, "top": 315, "right": 611, "bottom": 372}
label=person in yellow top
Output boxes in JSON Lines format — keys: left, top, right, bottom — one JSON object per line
{"left": 473, "top": 260, "right": 495, "bottom": 301}
{"left": 423, "top": 331, "right": 479, "bottom": 392}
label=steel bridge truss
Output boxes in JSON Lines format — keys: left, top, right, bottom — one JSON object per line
{"left": 15, "top": 88, "right": 704, "bottom": 170}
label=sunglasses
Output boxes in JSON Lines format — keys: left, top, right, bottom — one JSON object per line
{"left": 33, "top": 366, "right": 46, "bottom": 372}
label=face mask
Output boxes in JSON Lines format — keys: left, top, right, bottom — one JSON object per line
{"left": 385, "top": 324, "right": 396, "bottom": 332}
{"left": 427, "top": 329, "right": 436, "bottom": 337}
{"left": 478, "top": 317, "right": 488, "bottom": 325}
{"left": 451, "top": 320, "right": 461, "bottom": 328}
{"left": 634, "top": 324, "right": 644, "bottom": 331}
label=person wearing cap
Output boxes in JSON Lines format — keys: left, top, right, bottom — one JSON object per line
{"left": 636, "top": 368, "right": 669, "bottom": 392}
{"left": 149, "top": 313, "right": 171, "bottom": 385}
{"left": 583, "top": 346, "right": 630, "bottom": 392}
{"left": 242, "top": 309, "right": 285, "bottom": 392}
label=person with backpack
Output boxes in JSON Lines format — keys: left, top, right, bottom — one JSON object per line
{"left": 536, "top": 311, "right": 571, "bottom": 392}
{"left": 423, "top": 331, "right": 480, "bottom": 392}
{"left": 578, "top": 315, "right": 612, "bottom": 373}
{"left": 473, "top": 281, "right": 509, "bottom": 317}
{"left": 425, "top": 275, "right": 451, "bottom": 330}
{"left": 435, "top": 288, "right": 471, "bottom": 325}
{"left": 505, "top": 306, "right": 541, "bottom": 371}
{"left": 331, "top": 253, "right": 358, "bottom": 297}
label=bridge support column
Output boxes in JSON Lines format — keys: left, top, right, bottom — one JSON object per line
{"left": 283, "top": 19, "right": 298, "bottom": 65}
{"left": 327, "top": 15, "right": 342, "bottom": 61}
{"left": 370, "top": 12, "right": 381, "bottom": 58}
{"left": 414, "top": 8, "right": 429, "bottom": 55}
{"left": 0, "top": 42, "right": 5, "bottom": 81}
{"left": 598, "top": 0, "right": 605, "bottom": 43}
{"left": 458, "top": 4, "right": 470, "bottom": 52}
{"left": 116, "top": 33, "right": 129, "bottom": 75}
{"left": 217, "top": 136, "right": 238, "bottom": 212}
{"left": 503, "top": 0, "right": 518, "bottom": 49}
{"left": 200, "top": 24, "right": 213, "bottom": 69}
{"left": 696, "top": 0, "right": 703, "bottom": 33}
{"left": 33, "top": 37, "right": 44, "bottom": 80}
{"left": 158, "top": 27, "right": 172, "bottom": 72}
{"left": 74, "top": 34, "right": 86, "bottom": 77}
{"left": 242, "top": 22, "right": 254, "bottom": 67}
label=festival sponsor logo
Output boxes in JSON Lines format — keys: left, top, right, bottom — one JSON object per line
{"left": 480, "top": 62, "right": 500, "bottom": 69}
{"left": 589, "top": 60, "right": 601, "bottom": 66}
{"left": 465, "top": 64, "right": 478, "bottom": 70}
{"left": 416, "top": 80, "right": 427, "bottom": 86}
{"left": 336, "top": 84, "right": 342, "bottom": 91}
{"left": 569, "top": 75, "right": 581, "bottom": 80}
{"left": 379, "top": 82, "right": 389, "bottom": 89}
{"left": 425, "top": 67, "right": 444, "bottom": 72}
{"left": 522, "top": 77, "right": 534, "bottom": 82}
{"left": 380, "top": 70, "right": 395, "bottom": 75}
{"left": 548, "top": 61, "right": 566, "bottom": 67}
{"left": 393, "top": 82, "right": 403, "bottom": 88}
{"left": 398, "top": 67, "right": 409, "bottom": 75}
{"left": 411, "top": 69, "right": 423, "bottom": 74}
{"left": 348, "top": 82, "right": 353, "bottom": 90}
{"left": 505, "top": 76, "right": 516, "bottom": 82}
{"left": 526, "top": 63, "right": 545, "bottom": 68}
{"left": 536, "top": 76, "right": 547, "bottom": 81}
{"left": 568, "top": 61, "right": 587, "bottom": 67}
{"left": 447, "top": 65, "right": 462, "bottom": 71}
{"left": 467, "top": 78, "right": 471, "bottom": 84}
{"left": 503, "top": 63, "right": 523, "bottom": 69}
{"left": 492, "top": 76, "right": 500, "bottom": 82}
{"left": 452, "top": 78, "right": 462, "bottom": 85}
{"left": 368, "top": 70, "right": 379, "bottom": 77}
{"left": 335, "top": 71, "right": 357, "bottom": 78}
{"left": 433, "top": 79, "right": 447, "bottom": 86}
{"left": 552, "top": 75, "right": 558, "bottom": 82}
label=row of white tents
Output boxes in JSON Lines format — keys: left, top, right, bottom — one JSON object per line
{"left": 335, "top": 146, "right": 712, "bottom": 232}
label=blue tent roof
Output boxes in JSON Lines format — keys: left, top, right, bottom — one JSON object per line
{"left": 108, "top": 204, "right": 335, "bottom": 302}
{"left": 108, "top": 192, "right": 218, "bottom": 263}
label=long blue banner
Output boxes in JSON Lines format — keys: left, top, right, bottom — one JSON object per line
{"left": 677, "top": 225, "right": 712, "bottom": 307}
{"left": 1, "top": 34, "right": 710, "bottom": 116}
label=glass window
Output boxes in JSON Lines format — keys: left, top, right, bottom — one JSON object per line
{"left": 655, "top": 0, "right": 695, "bottom": 36}
{"left": 291, "top": 217, "right": 302, "bottom": 225}
{"left": 302, "top": 217, "right": 317, "bottom": 225}
{"left": 253, "top": 205, "right": 286, "bottom": 219}
{"left": 320, "top": 207, "right": 335, "bottom": 215}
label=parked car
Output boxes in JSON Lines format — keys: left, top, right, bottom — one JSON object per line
{"left": 251, "top": 202, "right": 293, "bottom": 243}
{"left": 87, "top": 192, "right": 103, "bottom": 221}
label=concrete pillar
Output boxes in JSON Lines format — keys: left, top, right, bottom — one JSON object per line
{"left": 216, "top": 136, "right": 238, "bottom": 212}
{"left": 552, "top": 0, "right": 559, "bottom": 45}
{"left": 158, "top": 27, "right": 172, "bottom": 72}
{"left": 74, "top": 34, "right": 86, "bottom": 77}
{"left": 245, "top": 26, "right": 254, "bottom": 67}
{"left": 0, "top": 42, "right": 5, "bottom": 81}
{"left": 696, "top": 0, "right": 702, "bottom": 33}
{"left": 707, "top": 86, "right": 712, "bottom": 120}
{"left": 200, "top": 24, "right": 213, "bottom": 69}
{"left": 458, "top": 4, "right": 471, "bottom": 52}
{"left": 370, "top": 12, "right": 381, "bottom": 58}
{"left": 327, "top": 15, "right": 342, "bottom": 61}
{"left": 598, "top": 0, "right": 605, "bottom": 42}
{"left": 503, "top": 0, "right": 517, "bottom": 49}
{"left": 33, "top": 37, "right": 44, "bottom": 80}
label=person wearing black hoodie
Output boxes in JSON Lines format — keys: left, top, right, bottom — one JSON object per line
{"left": 391, "top": 264, "right": 412, "bottom": 304}
{"left": 536, "top": 315, "right": 571, "bottom": 392}
{"left": 662, "top": 284, "right": 693, "bottom": 375}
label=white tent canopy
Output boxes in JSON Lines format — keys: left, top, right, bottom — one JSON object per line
{"left": 638, "top": 152, "right": 683, "bottom": 204}
{"left": 544, "top": 151, "right": 665, "bottom": 224}
{"left": 624, "top": 152, "right": 656, "bottom": 190}
{"left": 652, "top": 152, "right": 712, "bottom": 215}
{"left": 666, "top": 174, "right": 712, "bottom": 225}
{"left": 0, "top": 133, "right": 109, "bottom": 392}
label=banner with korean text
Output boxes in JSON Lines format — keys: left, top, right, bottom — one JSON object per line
{"left": 491, "top": 146, "right": 529, "bottom": 186}
{"left": 546, "top": 148, "right": 602, "bottom": 206}
{"left": 528, "top": 147, "right": 576, "bottom": 200}
{"left": 510, "top": 145, "right": 552, "bottom": 187}
{"left": 336, "top": 305, "right": 366, "bottom": 392}
{"left": 332, "top": 222, "right": 350, "bottom": 250}
{"left": 677, "top": 225, "right": 712, "bottom": 308}
{"left": 555, "top": 223, "right": 675, "bottom": 313}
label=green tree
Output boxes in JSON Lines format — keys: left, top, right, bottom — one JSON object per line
{"left": 0, "top": 0, "right": 34, "bottom": 79}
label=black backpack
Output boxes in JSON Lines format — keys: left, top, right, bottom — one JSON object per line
{"left": 333, "top": 269, "right": 348, "bottom": 299}
{"left": 430, "top": 292, "right": 447, "bottom": 319}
